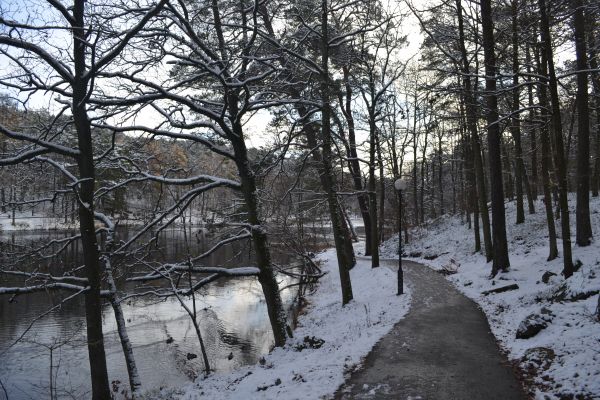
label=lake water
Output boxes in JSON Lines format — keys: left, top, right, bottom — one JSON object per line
{"left": 0, "top": 228, "right": 307, "bottom": 399}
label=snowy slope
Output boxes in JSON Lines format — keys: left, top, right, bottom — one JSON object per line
{"left": 0, "top": 213, "right": 78, "bottom": 231}
{"left": 163, "top": 248, "right": 412, "bottom": 400}
{"left": 381, "top": 195, "right": 600, "bottom": 399}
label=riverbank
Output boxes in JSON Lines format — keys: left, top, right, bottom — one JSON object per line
{"left": 0, "top": 214, "right": 78, "bottom": 231}
{"left": 157, "top": 248, "right": 411, "bottom": 400}
{"left": 0, "top": 214, "right": 206, "bottom": 232}
{"left": 380, "top": 195, "right": 600, "bottom": 399}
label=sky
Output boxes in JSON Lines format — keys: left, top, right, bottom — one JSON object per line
{"left": 245, "top": 0, "right": 424, "bottom": 149}
{"left": 0, "top": 0, "right": 424, "bottom": 150}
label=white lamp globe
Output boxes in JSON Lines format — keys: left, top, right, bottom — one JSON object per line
{"left": 394, "top": 179, "right": 407, "bottom": 191}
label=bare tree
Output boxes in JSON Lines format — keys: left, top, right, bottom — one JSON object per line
{"left": 480, "top": 0, "right": 510, "bottom": 275}
{"left": 538, "top": 0, "right": 574, "bottom": 277}
{"left": 573, "top": 0, "right": 593, "bottom": 246}
{"left": 0, "top": 1, "right": 167, "bottom": 396}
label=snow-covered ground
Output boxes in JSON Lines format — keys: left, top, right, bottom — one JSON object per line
{"left": 0, "top": 212, "right": 221, "bottom": 232}
{"left": 381, "top": 194, "right": 600, "bottom": 399}
{"left": 0, "top": 213, "right": 78, "bottom": 231}
{"left": 152, "top": 248, "right": 411, "bottom": 400}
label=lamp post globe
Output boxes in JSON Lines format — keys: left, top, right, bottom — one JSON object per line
{"left": 394, "top": 178, "right": 407, "bottom": 191}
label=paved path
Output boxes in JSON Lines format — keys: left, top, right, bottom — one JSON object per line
{"left": 335, "top": 260, "right": 526, "bottom": 400}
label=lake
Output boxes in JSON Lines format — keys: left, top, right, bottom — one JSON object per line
{"left": 0, "top": 227, "right": 311, "bottom": 399}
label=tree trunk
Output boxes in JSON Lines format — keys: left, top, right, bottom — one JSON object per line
{"left": 452, "top": 147, "right": 457, "bottom": 214}
{"left": 588, "top": 15, "right": 600, "bottom": 197}
{"left": 573, "top": 0, "right": 593, "bottom": 246}
{"left": 368, "top": 88, "right": 380, "bottom": 268}
{"left": 340, "top": 199, "right": 359, "bottom": 242}
{"left": 377, "top": 133, "right": 385, "bottom": 242}
{"left": 461, "top": 101, "right": 481, "bottom": 250}
{"left": 503, "top": 143, "right": 514, "bottom": 202}
{"left": 412, "top": 87, "right": 420, "bottom": 226}
{"left": 526, "top": 43, "right": 539, "bottom": 201}
{"left": 539, "top": 0, "right": 574, "bottom": 277}
{"left": 231, "top": 132, "right": 289, "bottom": 345}
{"left": 258, "top": 4, "right": 356, "bottom": 269}
{"left": 320, "top": 0, "right": 353, "bottom": 303}
{"left": 419, "top": 125, "right": 428, "bottom": 224}
{"left": 510, "top": 0, "right": 525, "bottom": 223}
{"left": 536, "top": 43, "right": 559, "bottom": 260}
{"left": 481, "top": 0, "right": 510, "bottom": 275}
{"left": 438, "top": 134, "right": 444, "bottom": 215}
{"left": 456, "top": 0, "right": 493, "bottom": 261}
{"left": 106, "top": 265, "right": 142, "bottom": 394}
{"left": 296, "top": 98, "right": 357, "bottom": 268}
{"left": 72, "top": 2, "right": 111, "bottom": 398}
{"left": 340, "top": 67, "right": 372, "bottom": 254}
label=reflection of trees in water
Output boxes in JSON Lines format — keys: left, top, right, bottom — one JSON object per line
{"left": 1, "top": 227, "right": 293, "bottom": 279}
{"left": 0, "top": 321, "right": 88, "bottom": 400}
{"left": 0, "top": 228, "right": 300, "bottom": 397}
{"left": 24, "top": 323, "right": 85, "bottom": 400}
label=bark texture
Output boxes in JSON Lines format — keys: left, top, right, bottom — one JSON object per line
{"left": 480, "top": 0, "right": 510, "bottom": 275}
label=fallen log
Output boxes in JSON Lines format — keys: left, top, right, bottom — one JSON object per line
{"left": 481, "top": 284, "right": 519, "bottom": 296}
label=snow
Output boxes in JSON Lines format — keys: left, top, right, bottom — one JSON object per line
{"left": 167, "top": 248, "right": 411, "bottom": 400}
{"left": 380, "top": 194, "right": 600, "bottom": 399}
{"left": 0, "top": 213, "right": 78, "bottom": 231}
{"left": 0, "top": 210, "right": 226, "bottom": 232}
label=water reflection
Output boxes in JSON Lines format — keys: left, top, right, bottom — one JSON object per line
{"left": 0, "top": 228, "right": 298, "bottom": 399}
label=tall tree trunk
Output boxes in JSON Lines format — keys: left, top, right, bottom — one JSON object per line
{"left": 420, "top": 124, "right": 429, "bottom": 224}
{"left": 340, "top": 199, "right": 359, "bottom": 241}
{"left": 214, "top": 0, "right": 290, "bottom": 345}
{"left": 259, "top": 4, "right": 355, "bottom": 269}
{"left": 320, "top": 0, "right": 353, "bottom": 303}
{"left": 296, "top": 100, "right": 356, "bottom": 268}
{"left": 456, "top": 0, "right": 493, "bottom": 260}
{"left": 72, "top": 1, "right": 111, "bottom": 397}
{"left": 511, "top": 0, "right": 525, "bottom": 223}
{"left": 438, "top": 134, "right": 444, "bottom": 215}
{"left": 368, "top": 85, "right": 380, "bottom": 268}
{"left": 377, "top": 133, "right": 385, "bottom": 242}
{"left": 588, "top": 15, "right": 600, "bottom": 197}
{"left": 539, "top": 0, "right": 574, "bottom": 277}
{"left": 523, "top": 163, "right": 536, "bottom": 214}
{"left": 231, "top": 132, "right": 289, "bottom": 346}
{"left": 526, "top": 43, "right": 539, "bottom": 200}
{"left": 565, "top": 100, "right": 577, "bottom": 180}
{"left": 340, "top": 67, "right": 372, "bottom": 254}
{"left": 573, "top": 0, "right": 593, "bottom": 246}
{"left": 536, "top": 43, "right": 559, "bottom": 260}
{"left": 106, "top": 261, "right": 142, "bottom": 393}
{"left": 412, "top": 95, "right": 419, "bottom": 225}
{"left": 461, "top": 99, "right": 480, "bottom": 250}
{"left": 503, "top": 143, "right": 514, "bottom": 201}
{"left": 481, "top": 0, "right": 510, "bottom": 275}
{"left": 452, "top": 147, "right": 457, "bottom": 214}
{"left": 389, "top": 100, "right": 403, "bottom": 232}
{"left": 96, "top": 216, "right": 142, "bottom": 394}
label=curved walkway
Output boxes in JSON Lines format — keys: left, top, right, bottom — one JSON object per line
{"left": 335, "top": 259, "right": 526, "bottom": 400}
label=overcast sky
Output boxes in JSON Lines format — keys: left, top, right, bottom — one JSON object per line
{"left": 0, "top": 0, "right": 424, "bottom": 151}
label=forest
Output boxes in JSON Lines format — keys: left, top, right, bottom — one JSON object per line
{"left": 0, "top": 0, "right": 599, "bottom": 398}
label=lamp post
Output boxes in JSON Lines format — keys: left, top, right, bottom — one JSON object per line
{"left": 394, "top": 178, "right": 407, "bottom": 295}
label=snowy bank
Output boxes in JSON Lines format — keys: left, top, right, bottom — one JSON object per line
{"left": 169, "top": 248, "right": 411, "bottom": 400}
{"left": 0, "top": 214, "right": 78, "bottom": 231}
{"left": 381, "top": 194, "right": 600, "bottom": 399}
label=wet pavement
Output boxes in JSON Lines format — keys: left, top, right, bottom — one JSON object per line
{"left": 335, "top": 259, "right": 526, "bottom": 400}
